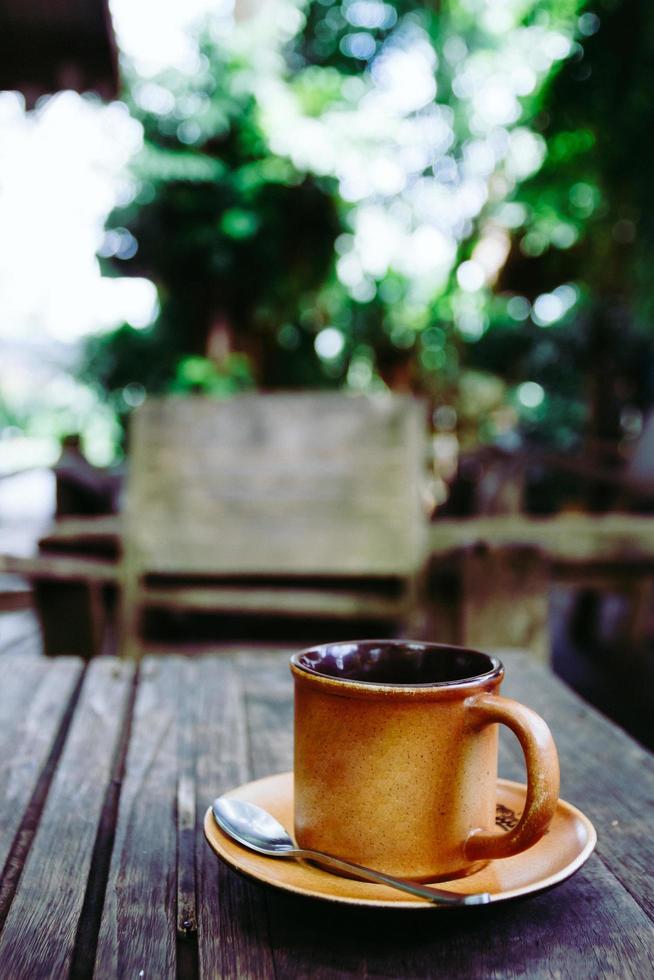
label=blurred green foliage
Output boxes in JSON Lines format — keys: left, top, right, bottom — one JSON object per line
{"left": 84, "top": 36, "right": 341, "bottom": 409}
{"left": 82, "top": 0, "right": 654, "bottom": 470}
{"left": 484, "top": 0, "right": 654, "bottom": 452}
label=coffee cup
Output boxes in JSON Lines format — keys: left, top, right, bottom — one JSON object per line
{"left": 290, "top": 640, "right": 559, "bottom": 882}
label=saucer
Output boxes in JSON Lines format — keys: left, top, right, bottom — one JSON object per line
{"left": 203, "top": 772, "right": 596, "bottom": 909}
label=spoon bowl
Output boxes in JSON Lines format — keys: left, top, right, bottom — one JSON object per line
{"left": 214, "top": 798, "right": 297, "bottom": 854}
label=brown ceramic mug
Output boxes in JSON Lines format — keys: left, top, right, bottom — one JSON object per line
{"left": 290, "top": 640, "right": 560, "bottom": 882}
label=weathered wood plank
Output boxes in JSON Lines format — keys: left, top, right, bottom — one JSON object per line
{"left": 0, "top": 608, "right": 41, "bottom": 657}
{"left": 429, "top": 514, "right": 654, "bottom": 564}
{"left": 0, "top": 659, "right": 133, "bottom": 979}
{"left": 94, "top": 657, "right": 183, "bottom": 979}
{"left": 176, "top": 768, "right": 197, "bottom": 939}
{"left": 0, "top": 656, "right": 82, "bottom": 900}
{"left": 500, "top": 649, "right": 654, "bottom": 924}
{"left": 193, "top": 655, "right": 277, "bottom": 980}
{"left": 131, "top": 518, "right": 423, "bottom": 578}
{"left": 1, "top": 647, "right": 646, "bottom": 980}
{"left": 142, "top": 585, "right": 407, "bottom": 620}
{"left": 264, "top": 857, "right": 654, "bottom": 980}
{"left": 0, "top": 588, "right": 32, "bottom": 613}
{"left": 124, "top": 394, "right": 426, "bottom": 578}
{"left": 0, "top": 553, "right": 117, "bottom": 583}
{"left": 38, "top": 515, "right": 121, "bottom": 553}
{"left": 238, "top": 651, "right": 294, "bottom": 780}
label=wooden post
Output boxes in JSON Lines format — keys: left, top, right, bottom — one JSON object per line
{"left": 458, "top": 544, "right": 550, "bottom": 663}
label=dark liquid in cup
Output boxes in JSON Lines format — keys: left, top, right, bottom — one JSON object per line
{"left": 294, "top": 641, "right": 501, "bottom": 687}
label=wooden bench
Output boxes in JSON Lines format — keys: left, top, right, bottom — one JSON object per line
{"left": 119, "top": 394, "right": 428, "bottom": 657}
{"left": 428, "top": 513, "right": 654, "bottom": 661}
{"left": 0, "top": 550, "right": 117, "bottom": 658}
{"left": 6, "top": 457, "right": 654, "bottom": 662}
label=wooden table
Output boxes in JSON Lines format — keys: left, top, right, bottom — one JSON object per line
{"left": 0, "top": 649, "right": 652, "bottom": 978}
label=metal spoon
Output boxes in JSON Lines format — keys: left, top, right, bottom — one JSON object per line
{"left": 212, "top": 797, "right": 491, "bottom": 907}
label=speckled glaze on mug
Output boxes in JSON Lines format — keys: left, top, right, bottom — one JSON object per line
{"left": 290, "top": 640, "right": 560, "bottom": 882}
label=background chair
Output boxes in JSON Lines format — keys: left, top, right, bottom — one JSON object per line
{"left": 119, "top": 393, "right": 428, "bottom": 657}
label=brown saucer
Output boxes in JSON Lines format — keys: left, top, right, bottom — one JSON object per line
{"left": 203, "top": 772, "right": 596, "bottom": 909}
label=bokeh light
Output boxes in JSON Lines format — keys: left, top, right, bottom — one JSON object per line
{"left": 0, "top": 0, "right": 592, "bottom": 467}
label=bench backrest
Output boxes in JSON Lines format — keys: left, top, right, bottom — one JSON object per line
{"left": 124, "top": 393, "right": 427, "bottom": 580}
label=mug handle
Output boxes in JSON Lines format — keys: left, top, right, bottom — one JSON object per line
{"left": 464, "top": 693, "right": 560, "bottom": 862}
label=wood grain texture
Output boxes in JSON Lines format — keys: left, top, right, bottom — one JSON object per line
{"left": 0, "top": 656, "right": 82, "bottom": 890}
{"left": 0, "top": 648, "right": 652, "bottom": 979}
{"left": 263, "top": 862, "right": 653, "bottom": 980}
{"left": 93, "top": 657, "right": 183, "bottom": 979}
{"left": 192, "top": 655, "right": 277, "bottom": 980}
{"left": 237, "top": 651, "right": 294, "bottom": 780}
{"left": 0, "top": 659, "right": 133, "bottom": 979}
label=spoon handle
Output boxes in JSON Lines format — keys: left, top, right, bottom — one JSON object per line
{"left": 293, "top": 848, "right": 491, "bottom": 907}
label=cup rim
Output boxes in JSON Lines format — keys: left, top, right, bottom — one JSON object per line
{"left": 290, "top": 639, "right": 503, "bottom": 697}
